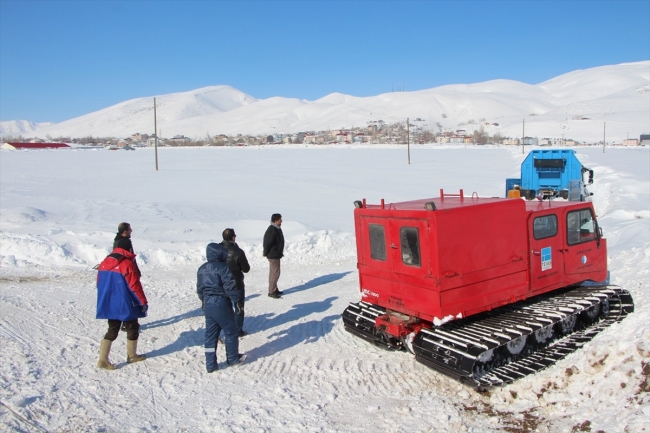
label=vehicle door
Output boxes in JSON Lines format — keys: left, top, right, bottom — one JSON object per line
{"left": 382, "top": 218, "right": 430, "bottom": 310}
{"left": 563, "top": 207, "right": 606, "bottom": 276}
{"left": 356, "top": 215, "right": 394, "bottom": 301}
{"left": 529, "top": 212, "right": 564, "bottom": 292}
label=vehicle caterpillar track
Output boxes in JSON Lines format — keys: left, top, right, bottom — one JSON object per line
{"left": 343, "top": 285, "right": 633, "bottom": 389}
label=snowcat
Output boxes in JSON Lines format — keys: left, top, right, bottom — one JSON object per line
{"left": 342, "top": 189, "right": 634, "bottom": 389}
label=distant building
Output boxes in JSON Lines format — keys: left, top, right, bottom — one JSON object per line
{"left": 640, "top": 134, "right": 650, "bottom": 146}
{"left": 522, "top": 137, "right": 538, "bottom": 146}
{"left": 1, "top": 142, "right": 70, "bottom": 150}
{"left": 503, "top": 138, "right": 520, "bottom": 145}
{"left": 622, "top": 139, "right": 639, "bottom": 146}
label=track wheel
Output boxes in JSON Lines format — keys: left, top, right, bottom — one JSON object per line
{"left": 506, "top": 335, "right": 527, "bottom": 355}
{"left": 601, "top": 298, "right": 610, "bottom": 317}
{"left": 534, "top": 325, "right": 553, "bottom": 344}
{"left": 581, "top": 303, "right": 601, "bottom": 323}
{"left": 558, "top": 315, "right": 577, "bottom": 334}
{"left": 477, "top": 349, "right": 494, "bottom": 363}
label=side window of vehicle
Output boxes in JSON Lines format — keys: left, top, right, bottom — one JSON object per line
{"left": 567, "top": 209, "right": 597, "bottom": 245}
{"left": 400, "top": 227, "right": 421, "bottom": 267}
{"left": 369, "top": 224, "right": 386, "bottom": 261}
{"left": 533, "top": 215, "right": 558, "bottom": 240}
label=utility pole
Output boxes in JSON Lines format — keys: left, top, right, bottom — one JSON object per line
{"left": 154, "top": 98, "right": 159, "bottom": 171}
{"left": 522, "top": 119, "right": 525, "bottom": 154}
{"left": 407, "top": 118, "right": 410, "bottom": 164}
{"left": 603, "top": 122, "right": 606, "bottom": 153}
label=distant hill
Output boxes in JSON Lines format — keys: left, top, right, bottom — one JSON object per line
{"left": 4, "top": 61, "right": 649, "bottom": 142}
{"left": 0, "top": 120, "right": 56, "bottom": 136}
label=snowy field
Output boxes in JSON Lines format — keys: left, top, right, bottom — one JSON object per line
{"left": 0, "top": 144, "right": 648, "bottom": 432}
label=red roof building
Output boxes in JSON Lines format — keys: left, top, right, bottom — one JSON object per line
{"left": 1, "top": 142, "right": 70, "bottom": 150}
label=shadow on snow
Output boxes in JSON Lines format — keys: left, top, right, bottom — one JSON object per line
{"left": 144, "top": 328, "right": 204, "bottom": 360}
{"left": 283, "top": 272, "right": 352, "bottom": 295}
{"left": 140, "top": 307, "right": 203, "bottom": 331}
{"left": 140, "top": 272, "right": 348, "bottom": 360}
{"left": 246, "top": 296, "right": 338, "bottom": 334}
{"left": 246, "top": 314, "right": 340, "bottom": 363}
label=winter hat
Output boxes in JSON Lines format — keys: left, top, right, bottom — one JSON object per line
{"left": 222, "top": 228, "right": 236, "bottom": 241}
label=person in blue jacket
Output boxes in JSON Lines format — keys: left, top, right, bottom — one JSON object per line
{"left": 197, "top": 242, "right": 246, "bottom": 372}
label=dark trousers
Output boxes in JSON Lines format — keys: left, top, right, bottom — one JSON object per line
{"left": 104, "top": 319, "right": 139, "bottom": 341}
{"left": 233, "top": 287, "right": 245, "bottom": 334}
{"left": 268, "top": 258, "right": 281, "bottom": 294}
{"left": 204, "top": 295, "right": 239, "bottom": 371}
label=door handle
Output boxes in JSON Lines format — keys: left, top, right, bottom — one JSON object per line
{"left": 532, "top": 250, "right": 540, "bottom": 256}
{"left": 390, "top": 243, "right": 397, "bottom": 249}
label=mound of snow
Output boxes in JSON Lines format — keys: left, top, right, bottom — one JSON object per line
{"left": 0, "top": 207, "right": 53, "bottom": 225}
{"left": 0, "top": 232, "right": 86, "bottom": 267}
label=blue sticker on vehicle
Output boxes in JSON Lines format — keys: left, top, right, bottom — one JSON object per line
{"left": 541, "top": 246, "right": 552, "bottom": 271}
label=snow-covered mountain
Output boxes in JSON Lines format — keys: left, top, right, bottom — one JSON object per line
{"left": 0, "top": 119, "right": 56, "bottom": 136}
{"left": 5, "top": 61, "right": 649, "bottom": 141}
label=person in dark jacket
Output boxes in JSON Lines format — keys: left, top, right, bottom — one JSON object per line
{"left": 220, "top": 228, "right": 250, "bottom": 337}
{"left": 113, "top": 222, "right": 141, "bottom": 277}
{"left": 96, "top": 247, "right": 148, "bottom": 370}
{"left": 197, "top": 243, "right": 246, "bottom": 372}
{"left": 263, "top": 213, "right": 284, "bottom": 299}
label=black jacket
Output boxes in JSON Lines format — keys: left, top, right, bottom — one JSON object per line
{"left": 220, "top": 240, "right": 250, "bottom": 290}
{"left": 263, "top": 224, "right": 284, "bottom": 259}
{"left": 113, "top": 234, "right": 141, "bottom": 276}
{"left": 113, "top": 234, "right": 134, "bottom": 253}
{"left": 196, "top": 243, "right": 241, "bottom": 304}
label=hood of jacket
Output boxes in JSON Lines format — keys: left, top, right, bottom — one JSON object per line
{"left": 206, "top": 242, "right": 228, "bottom": 262}
{"left": 111, "top": 247, "right": 136, "bottom": 260}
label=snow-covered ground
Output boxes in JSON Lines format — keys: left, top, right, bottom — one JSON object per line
{"left": 1, "top": 144, "right": 648, "bottom": 432}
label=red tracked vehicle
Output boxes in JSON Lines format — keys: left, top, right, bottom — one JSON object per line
{"left": 342, "top": 190, "right": 634, "bottom": 388}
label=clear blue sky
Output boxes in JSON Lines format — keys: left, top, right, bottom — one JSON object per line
{"left": 1, "top": 0, "right": 648, "bottom": 123}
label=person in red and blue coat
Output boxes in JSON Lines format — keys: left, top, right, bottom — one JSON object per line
{"left": 96, "top": 247, "right": 148, "bottom": 369}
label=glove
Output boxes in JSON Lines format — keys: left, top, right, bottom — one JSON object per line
{"left": 142, "top": 304, "right": 149, "bottom": 314}
{"left": 235, "top": 301, "right": 244, "bottom": 316}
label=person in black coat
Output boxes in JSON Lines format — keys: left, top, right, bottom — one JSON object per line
{"left": 113, "top": 222, "right": 141, "bottom": 276}
{"left": 220, "top": 228, "right": 250, "bottom": 337}
{"left": 263, "top": 213, "right": 284, "bottom": 299}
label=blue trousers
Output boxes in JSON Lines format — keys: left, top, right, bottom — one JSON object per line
{"left": 203, "top": 295, "right": 239, "bottom": 371}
